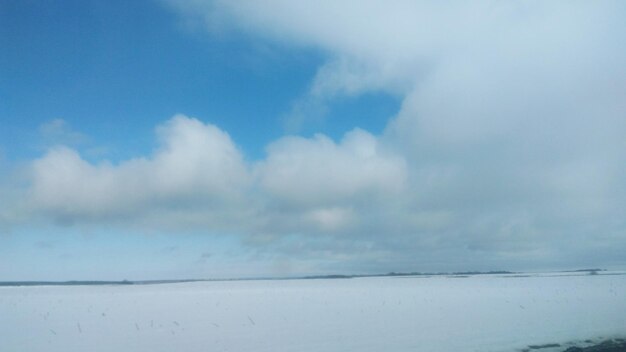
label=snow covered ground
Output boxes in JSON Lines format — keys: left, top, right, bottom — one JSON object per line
{"left": 1, "top": 272, "right": 625, "bottom": 352}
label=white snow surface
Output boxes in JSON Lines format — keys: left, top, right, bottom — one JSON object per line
{"left": 1, "top": 272, "right": 625, "bottom": 352}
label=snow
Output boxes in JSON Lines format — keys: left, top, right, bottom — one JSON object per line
{"left": 1, "top": 272, "right": 625, "bottom": 352}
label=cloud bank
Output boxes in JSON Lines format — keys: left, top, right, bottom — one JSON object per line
{"left": 4, "top": 1, "right": 626, "bottom": 272}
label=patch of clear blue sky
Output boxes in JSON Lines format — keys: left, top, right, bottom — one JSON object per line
{"left": 1, "top": 0, "right": 399, "bottom": 163}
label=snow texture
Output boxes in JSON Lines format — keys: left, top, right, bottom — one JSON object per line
{"left": 1, "top": 272, "right": 625, "bottom": 352}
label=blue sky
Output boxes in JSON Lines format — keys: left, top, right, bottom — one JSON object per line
{"left": 1, "top": 1, "right": 625, "bottom": 280}
{"left": 1, "top": 0, "right": 397, "bottom": 162}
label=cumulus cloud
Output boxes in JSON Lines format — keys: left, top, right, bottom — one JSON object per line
{"left": 23, "top": 115, "right": 408, "bottom": 242}
{"left": 5, "top": 1, "right": 625, "bottom": 272}
{"left": 161, "top": 0, "right": 626, "bottom": 270}
{"left": 28, "top": 115, "right": 251, "bottom": 227}
{"left": 257, "top": 129, "right": 406, "bottom": 207}
{"left": 253, "top": 128, "right": 407, "bottom": 236}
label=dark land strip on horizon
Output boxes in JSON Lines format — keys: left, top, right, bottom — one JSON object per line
{"left": 0, "top": 268, "right": 621, "bottom": 287}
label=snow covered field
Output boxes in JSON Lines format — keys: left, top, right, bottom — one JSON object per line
{"left": 1, "top": 272, "right": 625, "bottom": 352}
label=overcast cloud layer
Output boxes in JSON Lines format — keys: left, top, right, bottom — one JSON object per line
{"left": 3, "top": 1, "right": 626, "bottom": 273}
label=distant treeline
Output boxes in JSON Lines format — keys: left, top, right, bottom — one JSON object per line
{"left": 0, "top": 280, "right": 133, "bottom": 287}
{"left": 0, "top": 269, "right": 607, "bottom": 287}
{"left": 300, "top": 269, "right": 608, "bottom": 280}
{"left": 0, "top": 279, "right": 200, "bottom": 287}
{"left": 301, "top": 270, "right": 515, "bottom": 280}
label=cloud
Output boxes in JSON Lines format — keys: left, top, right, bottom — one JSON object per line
{"left": 27, "top": 115, "right": 251, "bottom": 227}
{"left": 23, "top": 115, "right": 408, "bottom": 240}
{"left": 257, "top": 129, "right": 406, "bottom": 207}
{"left": 252, "top": 128, "right": 407, "bottom": 237}
{"left": 39, "top": 119, "right": 88, "bottom": 147}
{"left": 4, "top": 1, "right": 625, "bottom": 273}
{"left": 160, "top": 0, "right": 626, "bottom": 270}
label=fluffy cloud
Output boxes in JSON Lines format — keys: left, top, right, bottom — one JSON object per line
{"left": 5, "top": 1, "right": 625, "bottom": 272}
{"left": 254, "top": 129, "right": 407, "bottom": 235}
{"left": 24, "top": 116, "right": 408, "bottom": 240}
{"left": 162, "top": 0, "right": 626, "bottom": 270}
{"left": 28, "top": 115, "right": 251, "bottom": 226}
{"left": 257, "top": 129, "right": 406, "bottom": 207}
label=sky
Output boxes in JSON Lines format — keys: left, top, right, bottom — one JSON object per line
{"left": 1, "top": 0, "right": 625, "bottom": 280}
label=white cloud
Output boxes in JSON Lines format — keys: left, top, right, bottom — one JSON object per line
{"left": 28, "top": 115, "right": 250, "bottom": 225}
{"left": 252, "top": 128, "right": 407, "bottom": 236}
{"left": 256, "top": 129, "right": 406, "bottom": 208}
{"left": 161, "top": 0, "right": 626, "bottom": 270}
{"left": 23, "top": 116, "right": 408, "bottom": 241}
{"left": 3, "top": 1, "right": 624, "bottom": 273}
